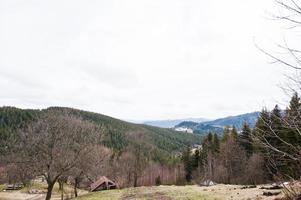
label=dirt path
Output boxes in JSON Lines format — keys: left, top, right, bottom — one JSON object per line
{"left": 0, "top": 177, "right": 90, "bottom": 200}
{"left": 0, "top": 191, "right": 44, "bottom": 200}
{"left": 193, "top": 184, "right": 283, "bottom": 200}
{"left": 121, "top": 188, "right": 172, "bottom": 200}
{"left": 75, "top": 185, "right": 285, "bottom": 200}
{"left": 0, "top": 190, "right": 88, "bottom": 200}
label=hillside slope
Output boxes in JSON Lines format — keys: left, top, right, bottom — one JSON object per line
{"left": 0, "top": 106, "right": 201, "bottom": 163}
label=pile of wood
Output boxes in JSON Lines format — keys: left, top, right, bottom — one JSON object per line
{"left": 241, "top": 185, "right": 257, "bottom": 189}
{"left": 5, "top": 183, "right": 23, "bottom": 190}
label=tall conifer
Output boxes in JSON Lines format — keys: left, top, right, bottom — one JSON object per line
{"left": 239, "top": 123, "right": 253, "bottom": 157}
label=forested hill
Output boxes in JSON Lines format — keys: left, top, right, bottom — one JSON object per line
{"left": 200, "top": 112, "right": 260, "bottom": 129}
{"left": 175, "top": 112, "right": 260, "bottom": 135}
{"left": 0, "top": 106, "right": 201, "bottom": 163}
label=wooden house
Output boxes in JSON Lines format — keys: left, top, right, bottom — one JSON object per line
{"left": 90, "top": 176, "right": 117, "bottom": 192}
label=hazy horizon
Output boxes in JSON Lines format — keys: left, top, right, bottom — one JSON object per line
{"left": 0, "top": 105, "right": 259, "bottom": 122}
{"left": 1, "top": 0, "right": 297, "bottom": 121}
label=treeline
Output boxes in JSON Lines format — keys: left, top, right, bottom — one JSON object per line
{"left": 0, "top": 107, "right": 39, "bottom": 154}
{"left": 0, "top": 106, "right": 200, "bottom": 200}
{"left": 183, "top": 92, "right": 301, "bottom": 184}
{"left": 182, "top": 125, "right": 265, "bottom": 185}
{"left": 0, "top": 106, "right": 200, "bottom": 161}
{"left": 253, "top": 92, "right": 301, "bottom": 180}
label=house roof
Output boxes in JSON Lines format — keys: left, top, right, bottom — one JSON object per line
{"left": 90, "top": 176, "right": 116, "bottom": 191}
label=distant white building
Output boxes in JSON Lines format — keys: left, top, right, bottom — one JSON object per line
{"left": 174, "top": 127, "right": 193, "bottom": 133}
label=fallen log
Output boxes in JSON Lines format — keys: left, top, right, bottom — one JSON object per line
{"left": 260, "top": 185, "right": 283, "bottom": 190}
{"left": 241, "top": 185, "right": 257, "bottom": 189}
{"left": 263, "top": 191, "right": 281, "bottom": 196}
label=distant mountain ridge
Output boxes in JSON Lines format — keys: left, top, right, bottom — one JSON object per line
{"left": 142, "top": 118, "right": 208, "bottom": 128}
{"left": 175, "top": 112, "right": 260, "bottom": 135}
{"left": 201, "top": 112, "right": 259, "bottom": 129}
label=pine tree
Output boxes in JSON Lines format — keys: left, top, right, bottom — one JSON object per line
{"left": 253, "top": 108, "right": 273, "bottom": 180}
{"left": 285, "top": 92, "right": 301, "bottom": 146}
{"left": 222, "top": 126, "right": 231, "bottom": 142}
{"left": 253, "top": 108, "right": 270, "bottom": 138}
{"left": 193, "top": 148, "right": 200, "bottom": 169}
{"left": 202, "top": 132, "right": 214, "bottom": 151}
{"left": 270, "top": 105, "right": 284, "bottom": 147}
{"left": 239, "top": 123, "right": 253, "bottom": 157}
{"left": 264, "top": 105, "right": 284, "bottom": 154}
{"left": 269, "top": 104, "right": 294, "bottom": 178}
{"left": 207, "top": 132, "right": 213, "bottom": 144}
{"left": 213, "top": 133, "right": 220, "bottom": 152}
{"left": 231, "top": 126, "right": 238, "bottom": 141}
{"left": 286, "top": 92, "right": 301, "bottom": 120}
{"left": 282, "top": 93, "right": 301, "bottom": 178}
{"left": 271, "top": 105, "right": 282, "bottom": 126}
{"left": 199, "top": 133, "right": 216, "bottom": 180}
{"left": 252, "top": 108, "right": 270, "bottom": 154}
{"left": 182, "top": 146, "right": 193, "bottom": 182}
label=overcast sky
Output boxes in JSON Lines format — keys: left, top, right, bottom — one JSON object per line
{"left": 0, "top": 0, "right": 298, "bottom": 120}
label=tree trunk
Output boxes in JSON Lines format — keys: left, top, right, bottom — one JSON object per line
{"left": 134, "top": 173, "right": 138, "bottom": 187}
{"left": 45, "top": 181, "right": 55, "bottom": 200}
{"left": 59, "top": 181, "right": 63, "bottom": 191}
{"left": 74, "top": 178, "right": 79, "bottom": 197}
{"left": 127, "top": 172, "right": 132, "bottom": 187}
{"left": 61, "top": 182, "right": 64, "bottom": 200}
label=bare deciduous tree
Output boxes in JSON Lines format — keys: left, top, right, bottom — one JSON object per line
{"left": 244, "top": 154, "right": 266, "bottom": 184}
{"left": 254, "top": 0, "right": 301, "bottom": 168}
{"left": 253, "top": 3, "right": 301, "bottom": 199}
{"left": 70, "top": 145, "right": 110, "bottom": 197}
{"left": 8, "top": 112, "right": 101, "bottom": 200}
{"left": 217, "top": 136, "right": 247, "bottom": 184}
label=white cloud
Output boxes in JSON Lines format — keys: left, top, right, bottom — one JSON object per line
{"left": 0, "top": 0, "right": 296, "bottom": 120}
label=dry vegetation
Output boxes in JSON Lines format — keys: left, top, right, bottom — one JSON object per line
{"left": 0, "top": 181, "right": 88, "bottom": 200}
{"left": 74, "top": 184, "right": 284, "bottom": 200}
